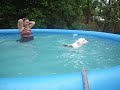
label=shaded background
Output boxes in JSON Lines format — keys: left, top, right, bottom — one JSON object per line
{"left": 0, "top": 0, "right": 120, "bottom": 33}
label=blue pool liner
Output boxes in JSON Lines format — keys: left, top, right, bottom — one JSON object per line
{"left": 0, "top": 29, "right": 120, "bottom": 90}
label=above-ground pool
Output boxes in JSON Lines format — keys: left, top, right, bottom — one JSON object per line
{"left": 0, "top": 29, "right": 120, "bottom": 90}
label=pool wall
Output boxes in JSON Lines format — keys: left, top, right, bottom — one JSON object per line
{"left": 0, "top": 29, "right": 120, "bottom": 90}
{"left": 0, "top": 29, "right": 120, "bottom": 42}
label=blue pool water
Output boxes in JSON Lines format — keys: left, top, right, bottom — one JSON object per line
{"left": 0, "top": 33, "right": 120, "bottom": 77}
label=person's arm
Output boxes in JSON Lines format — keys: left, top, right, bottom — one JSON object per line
{"left": 18, "top": 19, "right": 23, "bottom": 32}
{"left": 29, "top": 21, "right": 35, "bottom": 29}
{"left": 63, "top": 44, "right": 73, "bottom": 47}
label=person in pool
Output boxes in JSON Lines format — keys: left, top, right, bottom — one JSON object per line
{"left": 17, "top": 18, "right": 35, "bottom": 42}
{"left": 63, "top": 38, "right": 88, "bottom": 48}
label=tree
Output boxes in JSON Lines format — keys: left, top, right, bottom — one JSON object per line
{"left": 0, "top": 0, "right": 119, "bottom": 33}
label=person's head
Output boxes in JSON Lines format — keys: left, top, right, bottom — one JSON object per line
{"left": 23, "top": 18, "right": 29, "bottom": 27}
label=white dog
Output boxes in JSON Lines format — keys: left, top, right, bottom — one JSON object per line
{"left": 63, "top": 38, "right": 88, "bottom": 48}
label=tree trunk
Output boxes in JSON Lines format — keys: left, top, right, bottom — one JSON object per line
{"left": 86, "top": 0, "right": 90, "bottom": 24}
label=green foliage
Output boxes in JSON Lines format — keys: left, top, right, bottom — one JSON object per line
{"left": 0, "top": 0, "right": 120, "bottom": 33}
{"left": 0, "top": 1, "right": 17, "bottom": 28}
{"left": 24, "top": 8, "right": 47, "bottom": 28}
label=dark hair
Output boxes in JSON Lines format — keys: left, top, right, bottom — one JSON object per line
{"left": 22, "top": 18, "right": 28, "bottom": 22}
